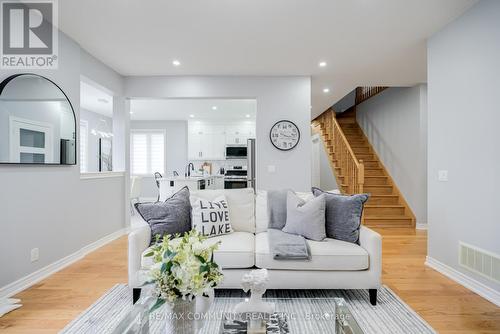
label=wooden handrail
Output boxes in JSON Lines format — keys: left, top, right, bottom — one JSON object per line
{"left": 315, "top": 109, "right": 365, "bottom": 194}
{"left": 355, "top": 86, "right": 387, "bottom": 104}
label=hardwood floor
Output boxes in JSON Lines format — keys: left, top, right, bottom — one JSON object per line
{"left": 1, "top": 228, "right": 499, "bottom": 333}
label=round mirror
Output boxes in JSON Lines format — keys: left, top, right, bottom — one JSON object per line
{"left": 0, "top": 74, "right": 76, "bottom": 165}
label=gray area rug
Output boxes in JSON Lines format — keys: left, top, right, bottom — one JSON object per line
{"left": 60, "top": 284, "right": 436, "bottom": 334}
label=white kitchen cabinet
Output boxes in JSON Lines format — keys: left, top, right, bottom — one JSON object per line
{"left": 189, "top": 121, "right": 255, "bottom": 160}
{"left": 208, "top": 133, "right": 226, "bottom": 159}
{"left": 188, "top": 132, "right": 203, "bottom": 160}
{"left": 189, "top": 123, "right": 226, "bottom": 160}
{"left": 225, "top": 122, "right": 255, "bottom": 145}
{"left": 226, "top": 133, "right": 247, "bottom": 145}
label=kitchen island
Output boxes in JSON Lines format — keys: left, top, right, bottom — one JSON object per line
{"left": 158, "top": 175, "right": 224, "bottom": 201}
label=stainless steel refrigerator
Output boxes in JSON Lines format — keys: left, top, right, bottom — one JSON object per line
{"left": 247, "top": 138, "right": 256, "bottom": 189}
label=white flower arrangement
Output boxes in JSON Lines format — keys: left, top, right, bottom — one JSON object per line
{"left": 143, "top": 230, "right": 224, "bottom": 311}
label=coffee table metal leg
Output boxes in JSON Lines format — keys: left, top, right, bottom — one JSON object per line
{"left": 369, "top": 289, "right": 377, "bottom": 306}
{"left": 133, "top": 288, "right": 142, "bottom": 304}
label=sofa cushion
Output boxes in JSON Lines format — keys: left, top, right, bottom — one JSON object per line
{"left": 312, "top": 188, "right": 369, "bottom": 244}
{"left": 256, "top": 190, "right": 322, "bottom": 233}
{"left": 134, "top": 186, "right": 191, "bottom": 244}
{"left": 255, "top": 232, "right": 368, "bottom": 271}
{"left": 141, "top": 231, "right": 255, "bottom": 270}
{"left": 282, "top": 191, "right": 326, "bottom": 241}
{"left": 191, "top": 195, "right": 233, "bottom": 238}
{"left": 191, "top": 189, "right": 255, "bottom": 233}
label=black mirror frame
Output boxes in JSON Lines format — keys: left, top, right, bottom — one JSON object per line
{"left": 0, "top": 73, "right": 77, "bottom": 166}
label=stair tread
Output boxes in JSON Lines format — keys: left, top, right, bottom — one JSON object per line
{"left": 365, "top": 184, "right": 392, "bottom": 187}
{"left": 365, "top": 175, "right": 388, "bottom": 178}
{"left": 364, "top": 215, "right": 412, "bottom": 220}
{"left": 365, "top": 204, "right": 404, "bottom": 208}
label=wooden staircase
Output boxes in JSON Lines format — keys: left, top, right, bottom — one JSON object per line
{"left": 312, "top": 109, "right": 415, "bottom": 228}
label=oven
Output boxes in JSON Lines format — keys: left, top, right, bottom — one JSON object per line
{"left": 224, "top": 179, "right": 248, "bottom": 189}
{"left": 224, "top": 168, "right": 248, "bottom": 189}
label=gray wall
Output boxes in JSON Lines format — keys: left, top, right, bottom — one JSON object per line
{"left": 130, "top": 120, "right": 188, "bottom": 198}
{"left": 427, "top": 0, "right": 500, "bottom": 292}
{"left": 80, "top": 109, "right": 113, "bottom": 172}
{"left": 0, "top": 32, "right": 126, "bottom": 292}
{"left": 357, "top": 85, "right": 428, "bottom": 225}
{"left": 125, "top": 76, "right": 312, "bottom": 191}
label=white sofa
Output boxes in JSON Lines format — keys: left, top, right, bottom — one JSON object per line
{"left": 129, "top": 188, "right": 382, "bottom": 305}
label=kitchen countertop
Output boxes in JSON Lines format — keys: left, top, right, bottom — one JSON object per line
{"left": 159, "top": 175, "right": 224, "bottom": 182}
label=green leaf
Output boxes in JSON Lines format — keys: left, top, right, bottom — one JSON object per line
{"left": 195, "top": 255, "right": 206, "bottom": 264}
{"left": 149, "top": 299, "right": 166, "bottom": 313}
{"left": 144, "top": 251, "right": 154, "bottom": 257}
{"left": 200, "top": 263, "right": 209, "bottom": 274}
{"left": 161, "top": 262, "right": 173, "bottom": 274}
{"left": 163, "top": 249, "right": 177, "bottom": 260}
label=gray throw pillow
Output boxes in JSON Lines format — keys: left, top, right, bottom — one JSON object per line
{"left": 135, "top": 187, "right": 192, "bottom": 244}
{"left": 312, "top": 187, "right": 369, "bottom": 244}
{"left": 282, "top": 191, "right": 326, "bottom": 241}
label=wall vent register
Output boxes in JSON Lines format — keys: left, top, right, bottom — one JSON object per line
{"left": 459, "top": 241, "right": 500, "bottom": 284}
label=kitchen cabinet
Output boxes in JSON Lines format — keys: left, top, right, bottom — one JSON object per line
{"left": 225, "top": 122, "right": 255, "bottom": 145}
{"left": 188, "top": 132, "right": 203, "bottom": 160}
{"left": 188, "top": 124, "right": 226, "bottom": 160}
{"left": 188, "top": 121, "right": 255, "bottom": 160}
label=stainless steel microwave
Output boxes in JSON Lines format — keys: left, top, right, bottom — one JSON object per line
{"left": 225, "top": 146, "right": 247, "bottom": 159}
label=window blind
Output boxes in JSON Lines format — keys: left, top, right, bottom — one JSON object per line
{"left": 131, "top": 131, "right": 165, "bottom": 175}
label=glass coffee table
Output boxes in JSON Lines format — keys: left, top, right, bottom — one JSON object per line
{"left": 112, "top": 293, "right": 364, "bottom": 334}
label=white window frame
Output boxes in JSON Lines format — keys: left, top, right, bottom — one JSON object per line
{"left": 79, "top": 120, "right": 89, "bottom": 173}
{"left": 130, "top": 129, "right": 166, "bottom": 176}
{"left": 9, "top": 116, "right": 54, "bottom": 163}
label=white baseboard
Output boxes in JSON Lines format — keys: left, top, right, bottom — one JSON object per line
{"left": 425, "top": 256, "right": 500, "bottom": 307}
{"left": 416, "top": 223, "right": 428, "bottom": 230}
{"left": 0, "top": 227, "right": 129, "bottom": 299}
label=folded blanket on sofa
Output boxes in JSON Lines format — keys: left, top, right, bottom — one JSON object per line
{"left": 268, "top": 228, "right": 311, "bottom": 260}
{"left": 267, "top": 189, "right": 310, "bottom": 260}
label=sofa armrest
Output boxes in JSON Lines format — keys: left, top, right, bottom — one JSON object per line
{"left": 128, "top": 221, "right": 151, "bottom": 288}
{"left": 359, "top": 226, "right": 382, "bottom": 288}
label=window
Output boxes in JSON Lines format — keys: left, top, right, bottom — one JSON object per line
{"left": 80, "top": 120, "right": 88, "bottom": 172}
{"left": 130, "top": 130, "right": 165, "bottom": 175}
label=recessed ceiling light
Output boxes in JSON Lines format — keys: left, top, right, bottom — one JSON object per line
{"left": 189, "top": 114, "right": 195, "bottom": 118}
{"left": 323, "top": 88, "right": 330, "bottom": 93}
{"left": 245, "top": 114, "right": 251, "bottom": 118}
{"left": 172, "top": 60, "right": 181, "bottom": 66}
{"left": 97, "top": 98, "right": 109, "bottom": 104}
{"left": 212, "top": 106, "right": 217, "bottom": 110}
{"left": 319, "top": 61, "right": 327, "bottom": 67}
{"left": 129, "top": 111, "right": 134, "bottom": 114}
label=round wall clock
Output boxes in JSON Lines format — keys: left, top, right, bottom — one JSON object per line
{"left": 269, "top": 120, "right": 300, "bottom": 151}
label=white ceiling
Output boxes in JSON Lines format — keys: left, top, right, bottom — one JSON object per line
{"left": 61, "top": 0, "right": 477, "bottom": 118}
{"left": 130, "top": 99, "right": 257, "bottom": 121}
{"left": 80, "top": 81, "right": 113, "bottom": 117}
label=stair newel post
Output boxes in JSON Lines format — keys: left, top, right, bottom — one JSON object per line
{"left": 358, "top": 160, "right": 364, "bottom": 194}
